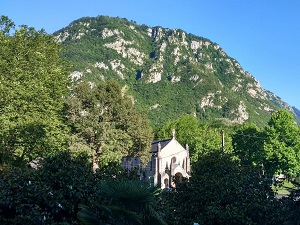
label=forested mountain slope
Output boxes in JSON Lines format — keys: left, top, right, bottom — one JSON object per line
{"left": 54, "top": 15, "right": 298, "bottom": 127}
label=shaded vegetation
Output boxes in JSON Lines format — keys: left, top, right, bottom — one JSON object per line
{"left": 159, "top": 151, "right": 284, "bottom": 225}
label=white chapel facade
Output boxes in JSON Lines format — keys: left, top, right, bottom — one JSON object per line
{"left": 122, "top": 130, "right": 191, "bottom": 189}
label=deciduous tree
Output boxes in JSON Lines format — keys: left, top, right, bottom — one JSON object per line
{"left": 0, "top": 16, "right": 70, "bottom": 165}
{"left": 232, "top": 122, "right": 265, "bottom": 166}
{"left": 156, "top": 115, "right": 233, "bottom": 162}
{"left": 160, "top": 151, "right": 284, "bottom": 225}
{"left": 67, "top": 79, "right": 153, "bottom": 167}
{"left": 263, "top": 110, "right": 300, "bottom": 176}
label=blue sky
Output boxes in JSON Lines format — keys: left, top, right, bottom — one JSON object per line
{"left": 2, "top": 0, "right": 300, "bottom": 108}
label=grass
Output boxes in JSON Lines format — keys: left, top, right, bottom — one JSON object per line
{"left": 272, "top": 180, "right": 299, "bottom": 195}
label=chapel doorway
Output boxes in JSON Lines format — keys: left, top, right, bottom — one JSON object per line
{"left": 175, "top": 172, "right": 183, "bottom": 183}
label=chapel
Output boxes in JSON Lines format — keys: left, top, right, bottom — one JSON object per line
{"left": 122, "top": 129, "right": 191, "bottom": 189}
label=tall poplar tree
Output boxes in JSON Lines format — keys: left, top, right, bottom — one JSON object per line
{"left": 0, "top": 16, "right": 70, "bottom": 165}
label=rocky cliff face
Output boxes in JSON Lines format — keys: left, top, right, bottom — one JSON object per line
{"left": 54, "top": 16, "right": 296, "bottom": 126}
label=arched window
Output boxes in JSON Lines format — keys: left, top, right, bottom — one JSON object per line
{"left": 171, "top": 157, "right": 176, "bottom": 164}
{"left": 164, "top": 178, "right": 169, "bottom": 188}
{"left": 171, "top": 157, "right": 176, "bottom": 175}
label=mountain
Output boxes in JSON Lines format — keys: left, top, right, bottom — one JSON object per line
{"left": 292, "top": 107, "right": 300, "bottom": 118}
{"left": 53, "top": 15, "right": 298, "bottom": 127}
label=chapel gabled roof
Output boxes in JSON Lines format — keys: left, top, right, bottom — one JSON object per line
{"left": 150, "top": 138, "right": 172, "bottom": 153}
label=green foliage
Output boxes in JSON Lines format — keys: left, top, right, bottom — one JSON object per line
{"left": 156, "top": 115, "right": 233, "bottom": 162}
{"left": 0, "top": 16, "right": 71, "bottom": 165}
{"left": 78, "top": 179, "right": 167, "bottom": 225}
{"left": 232, "top": 122, "right": 265, "bottom": 166}
{"left": 53, "top": 15, "right": 286, "bottom": 128}
{"left": 231, "top": 110, "right": 300, "bottom": 177}
{"left": 222, "top": 98, "right": 241, "bottom": 118}
{"left": 67, "top": 79, "right": 153, "bottom": 165}
{"left": 0, "top": 15, "right": 15, "bottom": 34}
{"left": 0, "top": 152, "right": 101, "bottom": 224}
{"left": 282, "top": 186, "right": 300, "bottom": 225}
{"left": 263, "top": 110, "right": 300, "bottom": 176}
{"left": 0, "top": 151, "right": 150, "bottom": 224}
{"left": 156, "top": 114, "right": 200, "bottom": 144}
{"left": 160, "top": 151, "right": 284, "bottom": 225}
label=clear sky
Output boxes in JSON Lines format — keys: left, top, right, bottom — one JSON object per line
{"left": 2, "top": 0, "right": 300, "bottom": 108}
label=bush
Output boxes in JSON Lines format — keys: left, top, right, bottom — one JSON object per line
{"left": 0, "top": 151, "right": 102, "bottom": 224}
{"left": 160, "top": 151, "right": 285, "bottom": 225}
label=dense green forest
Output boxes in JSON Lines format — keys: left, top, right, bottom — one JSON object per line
{"left": 1, "top": 16, "right": 300, "bottom": 224}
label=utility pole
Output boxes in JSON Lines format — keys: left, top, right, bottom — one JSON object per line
{"left": 221, "top": 130, "right": 225, "bottom": 152}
